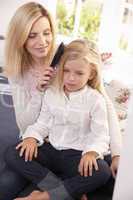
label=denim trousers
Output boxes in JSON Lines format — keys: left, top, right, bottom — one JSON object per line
{"left": 4, "top": 143, "right": 111, "bottom": 200}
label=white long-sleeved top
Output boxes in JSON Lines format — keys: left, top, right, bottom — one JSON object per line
{"left": 104, "top": 94, "right": 122, "bottom": 156}
{"left": 9, "top": 72, "right": 122, "bottom": 156}
{"left": 9, "top": 70, "right": 44, "bottom": 135}
{"left": 22, "top": 86, "right": 110, "bottom": 157}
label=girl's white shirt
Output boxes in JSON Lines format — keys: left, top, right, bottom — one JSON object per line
{"left": 105, "top": 94, "right": 122, "bottom": 157}
{"left": 22, "top": 85, "right": 110, "bottom": 157}
{"left": 9, "top": 71, "right": 122, "bottom": 157}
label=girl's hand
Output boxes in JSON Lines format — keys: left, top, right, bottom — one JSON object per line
{"left": 78, "top": 151, "right": 99, "bottom": 177}
{"left": 36, "top": 67, "right": 55, "bottom": 92}
{"left": 110, "top": 155, "right": 120, "bottom": 178}
{"left": 16, "top": 137, "right": 38, "bottom": 162}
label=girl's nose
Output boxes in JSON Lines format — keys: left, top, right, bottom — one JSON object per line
{"left": 69, "top": 73, "right": 75, "bottom": 81}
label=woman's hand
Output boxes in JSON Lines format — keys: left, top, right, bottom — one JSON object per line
{"left": 36, "top": 67, "right": 55, "bottom": 92}
{"left": 16, "top": 137, "right": 38, "bottom": 162}
{"left": 78, "top": 151, "right": 99, "bottom": 177}
{"left": 110, "top": 155, "right": 120, "bottom": 178}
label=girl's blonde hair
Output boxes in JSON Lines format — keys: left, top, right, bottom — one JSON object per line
{"left": 54, "top": 39, "right": 104, "bottom": 94}
{"left": 5, "top": 2, "right": 55, "bottom": 78}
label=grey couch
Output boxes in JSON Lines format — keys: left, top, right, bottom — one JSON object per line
{"left": 0, "top": 76, "right": 19, "bottom": 172}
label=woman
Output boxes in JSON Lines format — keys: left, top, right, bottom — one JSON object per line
{"left": 0, "top": 2, "right": 56, "bottom": 200}
{"left": 1, "top": 2, "right": 121, "bottom": 200}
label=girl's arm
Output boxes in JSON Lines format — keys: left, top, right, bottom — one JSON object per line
{"left": 83, "top": 94, "right": 110, "bottom": 157}
{"left": 9, "top": 78, "right": 43, "bottom": 134}
{"left": 104, "top": 94, "right": 122, "bottom": 157}
{"left": 104, "top": 94, "right": 122, "bottom": 177}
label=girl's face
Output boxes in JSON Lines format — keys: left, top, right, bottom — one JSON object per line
{"left": 63, "top": 58, "right": 92, "bottom": 93}
{"left": 25, "top": 16, "right": 53, "bottom": 62}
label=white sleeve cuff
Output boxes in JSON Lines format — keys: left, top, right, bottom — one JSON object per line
{"left": 22, "top": 127, "right": 44, "bottom": 146}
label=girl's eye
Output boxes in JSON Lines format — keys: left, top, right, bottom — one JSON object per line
{"left": 64, "top": 69, "right": 69, "bottom": 73}
{"left": 43, "top": 32, "right": 51, "bottom": 36}
{"left": 77, "top": 72, "right": 84, "bottom": 75}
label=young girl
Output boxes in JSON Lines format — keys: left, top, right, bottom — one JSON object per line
{"left": 5, "top": 39, "right": 111, "bottom": 200}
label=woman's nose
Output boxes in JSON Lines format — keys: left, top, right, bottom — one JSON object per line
{"left": 38, "top": 34, "right": 46, "bottom": 45}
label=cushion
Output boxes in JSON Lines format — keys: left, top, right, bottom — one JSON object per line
{"left": 105, "top": 80, "right": 131, "bottom": 135}
{"left": 0, "top": 75, "right": 19, "bottom": 172}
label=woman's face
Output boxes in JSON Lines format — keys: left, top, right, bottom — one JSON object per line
{"left": 25, "top": 16, "right": 53, "bottom": 61}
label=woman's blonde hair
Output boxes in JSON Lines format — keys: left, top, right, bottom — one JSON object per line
{"left": 5, "top": 2, "right": 55, "bottom": 78}
{"left": 54, "top": 39, "right": 104, "bottom": 94}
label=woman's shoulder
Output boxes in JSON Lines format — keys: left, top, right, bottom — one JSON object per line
{"left": 8, "top": 75, "right": 23, "bottom": 85}
{"left": 8, "top": 69, "right": 31, "bottom": 86}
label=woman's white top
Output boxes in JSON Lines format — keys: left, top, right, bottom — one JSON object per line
{"left": 9, "top": 69, "right": 44, "bottom": 134}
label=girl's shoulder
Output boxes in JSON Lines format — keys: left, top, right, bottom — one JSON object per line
{"left": 87, "top": 86, "right": 105, "bottom": 102}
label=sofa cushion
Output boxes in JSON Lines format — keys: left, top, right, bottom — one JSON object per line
{"left": 0, "top": 76, "right": 19, "bottom": 172}
{"left": 105, "top": 80, "right": 131, "bottom": 135}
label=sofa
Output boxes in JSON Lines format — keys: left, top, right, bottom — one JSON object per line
{"left": 0, "top": 75, "right": 19, "bottom": 172}
{"left": 0, "top": 74, "right": 131, "bottom": 200}
{"left": 0, "top": 75, "right": 29, "bottom": 200}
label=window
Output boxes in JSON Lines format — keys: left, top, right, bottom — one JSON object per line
{"left": 56, "top": 0, "right": 104, "bottom": 42}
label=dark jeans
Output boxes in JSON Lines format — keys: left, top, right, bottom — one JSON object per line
{"left": 88, "top": 155, "right": 114, "bottom": 200}
{"left": 0, "top": 167, "right": 27, "bottom": 200}
{"left": 5, "top": 143, "right": 111, "bottom": 200}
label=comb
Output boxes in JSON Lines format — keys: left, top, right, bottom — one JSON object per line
{"left": 50, "top": 42, "right": 65, "bottom": 68}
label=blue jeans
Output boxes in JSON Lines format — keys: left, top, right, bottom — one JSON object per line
{"left": 5, "top": 143, "right": 111, "bottom": 200}
{"left": 88, "top": 154, "right": 114, "bottom": 200}
{"left": 0, "top": 166, "right": 27, "bottom": 200}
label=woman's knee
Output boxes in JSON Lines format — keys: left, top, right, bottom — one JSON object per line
{"left": 4, "top": 145, "right": 19, "bottom": 167}
{"left": 0, "top": 168, "right": 25, "bottom": 188}
{"left": 0, "top": 168, "right": 27, "bottom": 200}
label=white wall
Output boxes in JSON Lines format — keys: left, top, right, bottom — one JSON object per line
{"left": 0, "top": 0, "right": 57, "bottom": 35}
{"left": 98, "top": 0, "right": 125, "bottom": 53}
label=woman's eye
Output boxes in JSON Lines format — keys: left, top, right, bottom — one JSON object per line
{"left": 28, "top": 34, "right": 36, "bottom": 39}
